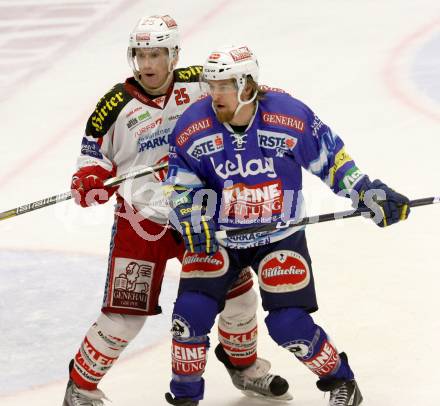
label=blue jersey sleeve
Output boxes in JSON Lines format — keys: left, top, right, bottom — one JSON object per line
{"left": 292, "top": 102, "right": 365, "bottom": 194}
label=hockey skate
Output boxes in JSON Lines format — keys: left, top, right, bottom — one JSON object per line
{"left": 165, "top": 392, "right": 199, "bottom": 405}
{"left": 62, "top": 379, "right": 107, "bottom": 406}
{"left": 215, "top": 343, "right": 293, "bottom": 401}
{"left": 316, "top": 354, "right": 363, "bottom": 406}
{"left": 62, "top": 360, "right": 107, "bottom": 406}
{"left": 317, "top": 378, "right": 363, "bottom": 406}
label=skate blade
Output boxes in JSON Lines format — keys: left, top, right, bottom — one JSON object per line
{"left": 241, "top": 389, "right": 293, "bottom": 402}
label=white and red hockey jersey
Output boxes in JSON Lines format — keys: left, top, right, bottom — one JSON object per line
{"left": 76, "top": 66, "right": 206, "bottom": 223}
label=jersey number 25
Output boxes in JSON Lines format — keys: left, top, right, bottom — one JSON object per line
{"left": 174, "top": 88, "right": 190, "bottom": 105}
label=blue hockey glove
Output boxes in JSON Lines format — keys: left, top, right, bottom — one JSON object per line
{"left": 171, "top": 190, "right": 218, "bottom": 254}
{"left": 354, "top": 177, "right": 410, "bottom": 227}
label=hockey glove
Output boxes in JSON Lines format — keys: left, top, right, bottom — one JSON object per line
{"left": 354, "top": 177, "right": 410, "bottom": 227}
{"left": 71, "top": 165, "right": 117, "bottom": 208}
{"left": 171, "top": 189, "right": 218, "bottom": 254}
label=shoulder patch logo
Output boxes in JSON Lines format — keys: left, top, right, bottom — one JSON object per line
{"left": 176, "top": 117, "right": 213, "bottom": 147}
{"left": 175, "top": 66, "right": 203, "bottom": 82}
{"left": 80, "top": 137, "right": 103, "bottom": 159}
{"left": 257, "top": 130, "right": 297, "bottom": 157}
{"left": 262, "top": 112, "right": 305, "bottom": 132}
{"left": 187, "top": 133, "right": 224, "bottom": 161}
{"left": 90, "top": 91, "right": 125, "bottom": 132}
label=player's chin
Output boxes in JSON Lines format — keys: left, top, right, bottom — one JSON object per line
{"left": 140, "top": 74, "right": 158, "bottom": 88}
{"left": 215, "top": 107, "right": 234, "bottom": 123}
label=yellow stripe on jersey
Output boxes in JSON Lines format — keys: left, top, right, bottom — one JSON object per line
{"left": 329, "top": 147, "right": 353, "bottom": 187}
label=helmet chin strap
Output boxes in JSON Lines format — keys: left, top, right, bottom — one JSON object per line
{"left": 232, "top": 78, "right": 257, "bottom": 120}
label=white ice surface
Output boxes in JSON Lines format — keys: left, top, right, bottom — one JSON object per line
{"left": 0, "top": 1, "right": 439, "bottom": 405}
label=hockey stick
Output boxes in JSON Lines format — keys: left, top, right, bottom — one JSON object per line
{"left": 0, "top": 161, "right": 169, "bottom": 222}
{"left": 215, "top": 196, "right": 439, "bottom": 239}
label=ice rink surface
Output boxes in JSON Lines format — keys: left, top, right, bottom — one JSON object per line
{"left": 0, "top": 0, "right": 439, "bottom": 405}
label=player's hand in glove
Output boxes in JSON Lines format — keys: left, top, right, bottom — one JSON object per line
{"left": 71, "top": 165, "right": 117, "bottom": 208}
{"left": 180, "top": 213, "right": 218, "bottom": 254}
{"left": 354, "top": 177, "right": 410, "bottom": 227}
{"left": 171, "top": 190, "right": 218, "bottom": 254}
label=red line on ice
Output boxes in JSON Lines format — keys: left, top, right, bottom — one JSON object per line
{"left": 382, "top": 16, "right": 440, "bottom": 123}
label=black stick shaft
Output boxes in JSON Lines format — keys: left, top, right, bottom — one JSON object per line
{"left": 215, "top": 197, "right": 439, "bottom": 239}
{"left": 0, "top": 162, "right": 168, "bottom": 221}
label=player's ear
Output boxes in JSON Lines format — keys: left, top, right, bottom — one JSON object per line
{"left": 243, "top": 79, "right": 254, "bottom": 99}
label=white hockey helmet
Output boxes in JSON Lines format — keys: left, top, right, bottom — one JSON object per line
{"left": 203, "top": 45, "right": 258, "bottom": 82}
{"left": 127, "top": 14, "right": 180, "bottom": 75}
{"left": 202, "top": 45, "right": 259, "bottom": 114}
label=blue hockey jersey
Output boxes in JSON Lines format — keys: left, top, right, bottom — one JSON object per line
{"left": 166, "top": 89, "right": 365, "bottom": 249}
